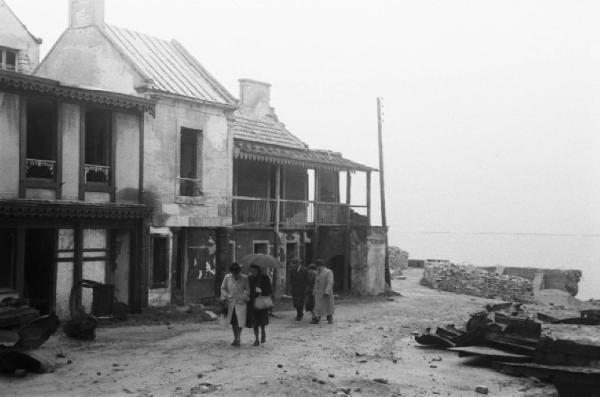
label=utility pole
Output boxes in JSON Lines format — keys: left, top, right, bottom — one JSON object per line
{"left": 377, "top": 97, "right": 391, "bottom": 287}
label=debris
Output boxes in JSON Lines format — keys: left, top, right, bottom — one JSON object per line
{"left": 63, "top": 315, "right": 97, "bottom": 340}
{"left": 431, "top": 356, "right": 442, "bottom": 362}
{"left": 328, "top": 373, "right": 335, "bottom": 378}
{"left": 277, "top": 364, "right": 283, "bottom": 368}
{"left": 373, "top": 378, "right": 389, "bottom": 384}
{"left": 475, "top": 385, "right": 488, "bottom": 394}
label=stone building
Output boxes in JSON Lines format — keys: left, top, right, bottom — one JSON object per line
{"left": 0, "top": 2, "right": 155, "bottom": 317}
{"left": 0, "top": 0, "right": 386, "bottom": 312}
{"left": 36, "top": 0, "right": 237, "bottom": 307}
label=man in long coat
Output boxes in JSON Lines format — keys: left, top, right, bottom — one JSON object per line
{"left": 311, "top": 259, "right": 335, "bottom": 324}
{"left": 289, "top": 258, "right": 309, "bottom": 321}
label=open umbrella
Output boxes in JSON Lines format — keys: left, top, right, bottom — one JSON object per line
{"left": 238, "top": 253, "right": 284, "bottom": 275}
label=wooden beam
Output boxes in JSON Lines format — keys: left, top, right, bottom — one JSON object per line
{"left": 366, "top": 171, "right": 372, "bottom": 225}
{"left": 18, "top": 96, "right": 26, "bottom": 198}
{"left": 138, "top": 113, "right": 145, "bottom": 203}
{"left": 313, "top": 169, "right": 319, "bottom": 259}
{"left": 344, "top": 171, "right": 352, "bottom": 291}
{"left": 274, "top": 165, "right": 281, "bottom": 259}
{"left": 377, "top": 98, "right": 391, "bottom": 287}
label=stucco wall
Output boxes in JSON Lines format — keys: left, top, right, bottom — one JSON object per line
{"left": 144, "top": 99, "right": 232, "bottom": 228}
{"left": 350, "top": 226, "right": 386, "bottom": 296}
{"left": 36, "top": 26, "right": 143, "bottom": 96}
{"left": 61, "top": 103, "right": 80, "bottom": 200}
{"left": 115, "top": 112, "right": 140, "bottom": 203}
{"left": 0, "top": 93, "right": 19, "bottom": 198}
{"left": 0, "top": 1, "right": 39, "bottom": 73}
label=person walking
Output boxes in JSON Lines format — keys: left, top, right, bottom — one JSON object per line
{"left": 311, "top": 259, "right": 335, "bottom": 324}
{"left": 289, "top": 258, "right": 309, "bottom": 321}
{"left": 304, "top": 263, "right": 317, "bottom": 318}
{"left": 220, "top": 262, "right": 250, "bottom": 346}
{"left": 247, "top": 264, "right": 273, "bottom": 346}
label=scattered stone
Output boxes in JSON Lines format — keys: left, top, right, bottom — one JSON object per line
{"left": 430, "top": 365, "right": 437, "bottom": 369}
{"left": 475, "top": 385, "right": 489, "bottom": 394}
{"left": 197, "top": 374, "right": 203, "bottom": 378}
{"left": 337, "top": 387, "right": 351, "bottom": 394}
{"left": 373, "top": 378, "right": 389, "bottom": 384}
{"left": 56, "top": 351, "right": 66, "bottom": 359}
{"left": 112, "top": 363, "right": 119, "bottom": 367}
{"left": 97, "top": 372, "right": 101, "bottom": 376}
{"left": 328, "top": 373, "right": 335, "bottom": 378}
{"left": 277, "top": 364, "right": 283, "bottom": 368}
{"left": 431, "top": 356, "right": 442, "bottom": 362}
{"left": 392, "top": 358, "right": 398, "bottom": 364}
{"left": 67, "top": 359, "right": 72, "bottom": 364}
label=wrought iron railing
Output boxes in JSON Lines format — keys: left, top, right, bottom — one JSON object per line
{"left": 177, "top": 177, "right": 202, "bottom": 197}
{"left": 25, "top": 158, "right": 56, "bottom": 179}
{"left": 84, "top": 164, "right": 110, "bottom": 184}
{"left": 233, "top": 197, "right": 361, "bottom": 227}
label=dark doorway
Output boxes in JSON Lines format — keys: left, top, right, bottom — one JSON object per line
{"left": 172, "top": 231, "right": 185, "bottom": 305}
{"left": 0, "top": 229, "right": 16, "bottom": 289}
{"left": 24, "top": 229, "right": 56, "bottom": 313}
{"left": 328, "top": 255, "right": 345, "bottom": 292}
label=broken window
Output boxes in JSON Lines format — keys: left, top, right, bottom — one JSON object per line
{"left": 179, "top": 128, "right": 201, "bottom": 196}
{"left": 84, "top": 109, "right": 111, "bottom": 184}
{"left": 1, "top": 48, "right": 17, "bottom": 71}
{"left": 25, "top": 98, "right": 57, "bottom": 179}
{"left": 152, "top": 236, "right": 169, "bottom": 288}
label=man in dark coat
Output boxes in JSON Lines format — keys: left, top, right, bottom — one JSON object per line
{"left": 289, "top": 258, "right": 309, "bottom": 321}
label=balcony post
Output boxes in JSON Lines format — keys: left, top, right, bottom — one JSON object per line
{"left": 313, "top": 169, "right": 319, "bottom": 259}
{"left": 274, "top": 165, "right": 281, "bottom": 258}
{"left": 344, "top": 171, "right": 352, "bottom": 291}
{"left": 366, "top": 171, "right": 372, "bottom": 225}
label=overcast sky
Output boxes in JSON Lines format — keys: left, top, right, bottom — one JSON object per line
{"left": 10, "top": 0, "right": 600, "bottom": 242}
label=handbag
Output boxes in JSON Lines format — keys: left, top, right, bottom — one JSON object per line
{"left": 254, "top": 295, "right": 274, "bottom": 310}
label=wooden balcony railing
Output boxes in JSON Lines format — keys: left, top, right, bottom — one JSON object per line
{"left": 233, "top": 196, "right": 367, "bottom": 227}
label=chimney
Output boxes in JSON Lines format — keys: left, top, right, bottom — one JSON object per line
{"left": 239, "top": 79, "right": 274, "bottom": 119}
{"left": 69, "top": 0, "right": 105, "bottom": 28}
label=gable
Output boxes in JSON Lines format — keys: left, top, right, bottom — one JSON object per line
{"left": 36, "top": 26, "right": 146, "bottom": 96}
{"left": 0, "top": 1, "right": 40, "bottom": 50}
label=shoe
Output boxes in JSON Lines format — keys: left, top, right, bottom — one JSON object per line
{"left": 232, "top": 340, "right": 240, "bottom": 347}
{"left": 295, "top": 316, "right": 302, "bottom": 321}
{"left": 261, "top": 334, "right": 266, "bottom": 344}
{"left": 253, "top": 340, "right": 260, "bottom": 346}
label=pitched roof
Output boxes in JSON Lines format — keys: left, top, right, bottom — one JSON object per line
{"left": 234, "top": 140, "right": 374, "bottom": 172}
{"left": 232, "top": 113, "right": 307, "bottom": 149}
{"left": 0, "top": 0, "right": 42, "bottom": 44}
{"left": 103, "top": 24, "right": 235, "bottom": 107}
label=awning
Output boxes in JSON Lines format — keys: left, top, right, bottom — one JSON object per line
{"left": 234, "top": 140, "right": 374, "bottom": 172}
{"left": 0, "top": 70, "right": 155, "bottom": 116}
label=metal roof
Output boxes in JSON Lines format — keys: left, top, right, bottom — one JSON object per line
{"left": 232, "top": 113, "right": 307, "bottom": 149}
{"left": 234, "top": 140, "right": 374, "bottom": 172}
{"left": 103, "top": 25, "right": 236, "bottom": 107}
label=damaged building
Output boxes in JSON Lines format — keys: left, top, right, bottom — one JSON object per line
{"left": 0, "top": 0, "right": 386, "bottom": 316}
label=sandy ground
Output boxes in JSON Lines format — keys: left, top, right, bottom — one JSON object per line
{"left": 1, "top": 269, "right": 558, "bottom": 397}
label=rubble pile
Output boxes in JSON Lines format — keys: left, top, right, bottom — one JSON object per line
{"left": 414, "top": 302, "right": 600, "bottom": 396}
{"left": 421, "top": 263, "right": 534, "bottom": 302}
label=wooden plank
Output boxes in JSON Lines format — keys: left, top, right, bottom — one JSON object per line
{"left": 448, "top": 346, "right": 532, "bottom": 362}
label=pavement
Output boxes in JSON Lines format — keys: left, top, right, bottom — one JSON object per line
{"left": 0, "top": 269, "right": 558, "bottom": 396}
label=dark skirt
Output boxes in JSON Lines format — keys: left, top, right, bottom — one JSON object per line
{"left": 305, "top": 295, "right": 315, "bottom": 312}
{"left": 231, "top": 308, "right": 239, "bottom": 327}
{"left": 245, "top": 303, "right": 269, "bottom": 327}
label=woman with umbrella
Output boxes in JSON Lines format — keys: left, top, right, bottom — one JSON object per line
{"left": 246, "top": 264, "right": 273, "bottom": 346}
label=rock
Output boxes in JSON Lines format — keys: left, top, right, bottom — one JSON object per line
{"left": 328, "top": 373, "right": 335, "bottom": 378}
{"left": 197, "top": 374, "right": 203, "bottom": 378}
{"left": 337, "top": 387, "right": 351, "bottom": 394}
{"left": 392, "top": 358, "right": 398, "bottom": 364}
{"left": 277, "top": 364, "right": 283, "bottom": 368}
{"left": 475, "top": 385, "right": 489, "bottom": 394}
{"left": 430, "top": 365, "right": 437, "bottom": 368}
{"left": 431, "top": 356, "right": 442, "bottom": 362}
{"left": 373, "top": 378, "right": 389, "bottom": 384}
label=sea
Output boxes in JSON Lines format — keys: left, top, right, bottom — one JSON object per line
{"left": 393, "top": 232, "right": 599, "bottom": 300}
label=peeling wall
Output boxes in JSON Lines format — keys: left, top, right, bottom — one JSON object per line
{"left": 350, "top": 226, "right": 386, "bottom": 295}
{"left": 0, "top": 93, "right": 19, "bottom": 198}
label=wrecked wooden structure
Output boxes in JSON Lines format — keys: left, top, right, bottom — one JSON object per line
{"left": 415, "top": 303, "right": 600, "bottom": 396}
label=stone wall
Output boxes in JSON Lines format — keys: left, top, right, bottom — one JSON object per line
{"left": 389, "top": 246, "right": 409, "bottom": 269}
{"left": 421, "top": 263, "right": 535, "bottom": 302}
{"left": 481, "top": 266, "right": 582, "bottom": 297}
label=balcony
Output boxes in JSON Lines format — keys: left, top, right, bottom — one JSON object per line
{"left": 233, "top": 196, "right": 367, "bottom": 227}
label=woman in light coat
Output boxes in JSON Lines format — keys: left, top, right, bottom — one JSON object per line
{"left": 311, "top": 259, "right": 335, "bottom": 324}
{"left": 220, "top": 262, "right": 250, "bottom": 346}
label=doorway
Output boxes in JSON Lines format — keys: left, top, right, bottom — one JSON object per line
{"left": 24, "top": 229, "right": 56, "bottom": 313}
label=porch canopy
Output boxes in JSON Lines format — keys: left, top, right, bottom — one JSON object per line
{"left": 234, "top": 140, "right": 374, "bottom": 172}
{"left": 0, "top": 199, "right": 152, "bottom": 220}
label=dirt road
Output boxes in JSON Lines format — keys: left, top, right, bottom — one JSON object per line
{"left": 1, "top": 269, "right": 557, "bottom": 396}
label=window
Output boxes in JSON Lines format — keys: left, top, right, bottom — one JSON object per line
{"left": 253, "top": 241, "right": 269, "bottom": 255}
{"left": 84, "top": 108, "right": 112, "bottom": 184}
{"left": 179, "top": 128, "right": 201, "bottom": 196}
{"left": 152, "top": 236, "right": 169, "bottom": 288}
{"left": 1, "top": 48, "right": 17, "bottom": 71}
{"left": 25, "top": 99, "right": 57, "bottom": 179}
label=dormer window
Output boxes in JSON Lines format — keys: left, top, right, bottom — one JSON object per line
{"left": 1, "top": 48, "right": 17, "bottom": 71}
